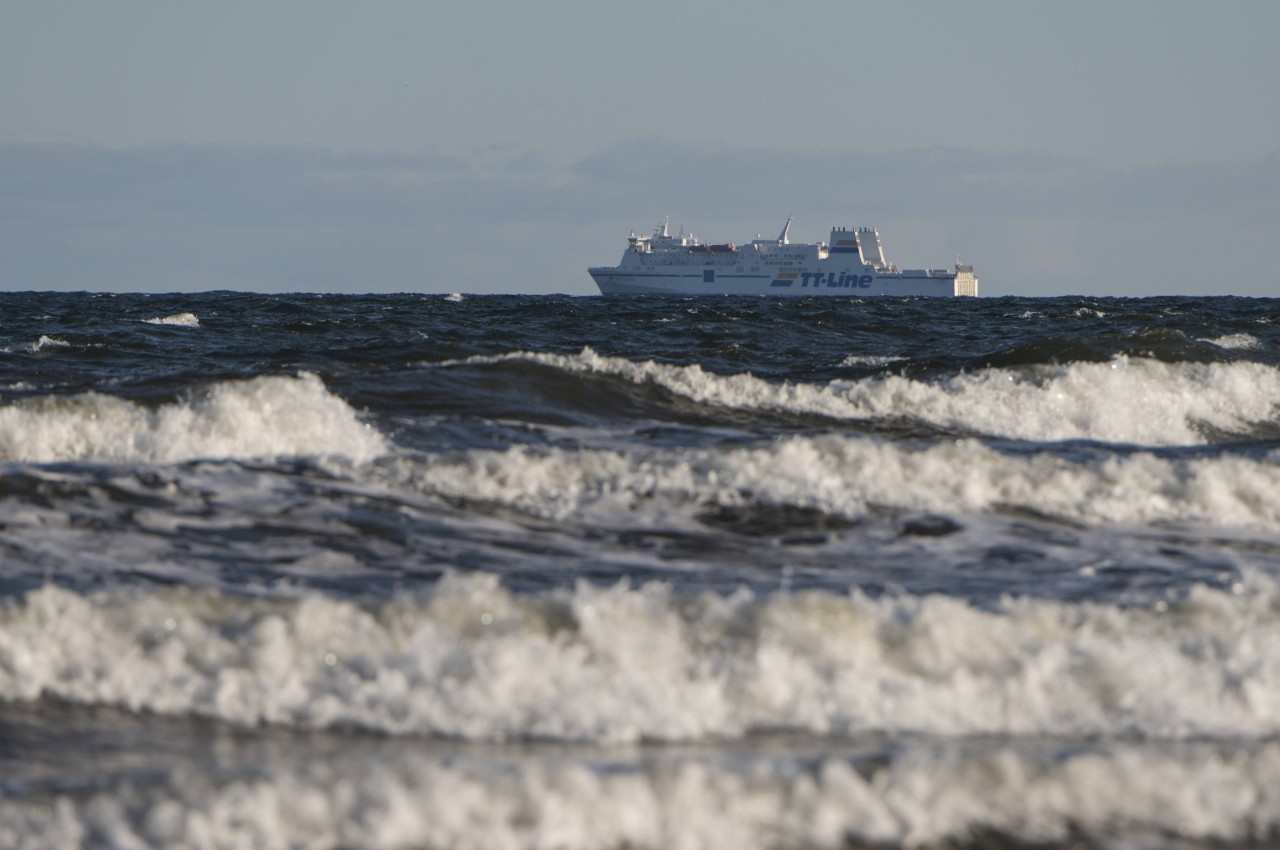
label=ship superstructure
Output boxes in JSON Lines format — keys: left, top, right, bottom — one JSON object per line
{"left": 588, "top": 217, "right": 978, "bottom": 297}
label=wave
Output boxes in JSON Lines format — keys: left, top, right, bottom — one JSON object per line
{"left": 5, "top": 736, "right": 1279, "bottom": 849}
{"left": 839, "top": 353, "right": 906, "bottom": 368}
{"left": 142, "top": 312, "right": 200, "bottom": 327}
{"left": 0, "top": 373, "right": 387, "bottom": 464}
{"left": 3, "top": 572, "right": 1279, "bottom": 744}
{"left": 442, "top": 348, "right": 1280, "bottom": 446}
{"left": 28, "top": 335, "right": 71, "bottom": 353}
{"left": 382, "top": 434, "right": 1280, "bottom": 531}
{"left": 1202, "top": 332, "right": 1262, "bottom": 351}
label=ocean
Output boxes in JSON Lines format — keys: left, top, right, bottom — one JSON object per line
{"left": 1, "top": 291, "right": 1279, "bottom": 849}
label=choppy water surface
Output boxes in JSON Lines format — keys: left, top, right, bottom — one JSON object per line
{"left": 2, "top": 292, "right": 1279, "bottom": 848}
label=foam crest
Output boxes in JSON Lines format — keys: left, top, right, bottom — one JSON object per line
{"left": 839, "top": 353, "right": 905, "bottom": 368}
{"left": 451, "top": 349, "right": 1280, "bottom": 445}
{"left": 1203, "top": 332, "right": 1261, "bottom": 350}
{"left": 6, "top": 742, "right": 1280, "bottom": 849}
{"left": 142, "top": 312, "right": 200, "bottom": 327}
{"left": 4, "top": 572, "right": 1280, "bottom": 743}
{"left": 391, "top": 434, "right": 1280, "bottom": 530}
{"left": 28, "top": 335, "right": 70, "bottom": 352}
{"left": 0, "top": 373, "right": 387, "bottom": 464}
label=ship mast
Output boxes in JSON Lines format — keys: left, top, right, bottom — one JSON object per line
{"left": 777, "top": 216, "right": 793, "bottom": 245}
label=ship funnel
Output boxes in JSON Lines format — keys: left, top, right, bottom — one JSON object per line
{"left": 777, "top": 216, "right": 793, "bottom": 245}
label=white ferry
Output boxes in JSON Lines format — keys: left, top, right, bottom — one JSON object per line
{"left": 589, "top": 217, "right": 978, "bottom": 297}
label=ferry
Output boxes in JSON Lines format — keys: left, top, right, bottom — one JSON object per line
{"left": 589, "top": 217, "right": 978, "bottom": 297}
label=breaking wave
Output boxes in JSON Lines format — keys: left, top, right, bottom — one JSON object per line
{"left": 6, "top": 738, "right": 1280, "bottom": 849}
{"left": 28, "top": 335, "right": 70, "bottom": 353}
{"left": 383, "top": 434, "right": 1280, "bottom": 531}
{"left": 142, "top": 312, "right": 200, "bottom": 327}
{"left": 3, "top": 571, "right": 1279, "bottom": 744}
{"left": 0, "top": 373, "right": 386, "bottom": 464}
{"left": 441, "top": 348, "right": 1280, "bottom": 446}
{"left": 1202, "top": 332, "right": 1262, "bottom": 350}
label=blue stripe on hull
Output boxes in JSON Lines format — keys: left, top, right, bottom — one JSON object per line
{"left": 592, "top": 272, "right": 959, "bottom": 297}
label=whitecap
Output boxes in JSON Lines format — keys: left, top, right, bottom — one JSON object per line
{"left": 383, "top": 433, "right": 1280, "bottom": 531}
{"left": 0, "top": 372, "right": 387, "bottom": 464}
{"left": 439, "top": 348, "right": 1280, "bottom": 446}
{"left": 142, "top": 312, "right": 200, "bottom": 328}
{"left": 28, "top": 335, "right": 70, "bottom": 352}
{"left": 5, "top": 571, "right": 1280, "bottom": 744}
{"left": 838, "top": 354, "right": 905, "bottom": 368}
{"left": 6, "top": 736, "right": 1280, "bottom": 849}
{"left": 1202, "top": 332, "right": 1261, "bottom": 350}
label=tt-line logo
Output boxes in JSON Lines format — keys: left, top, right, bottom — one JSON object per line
{"left": 773, "top": 272, "right": 875, "bottom": 288}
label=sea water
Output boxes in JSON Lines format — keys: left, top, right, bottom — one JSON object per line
{"left": 1, "top": 292, "right": 1279, "bottom": 848}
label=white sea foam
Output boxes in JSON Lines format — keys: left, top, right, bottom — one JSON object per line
{"left": 142, "top": 312, "right": 200, "bottom": 327}
{"left": 385, "top": 433, "right": 1280, "bottom": 530}
{"left": 1203, "top": 332, "right": 1262, "bottom": 350}
{"left": 4, "top": 572, "right": 1280, "bottom": 744}
{"left": 28, "top": 335, "right": 70, "bottom": 352}
{"left": 447, "top": 348, "right": 1280, "bottom": 445}
{"left": 0, "top": 373, "right": 387, "bottom": 464}
{"left": 445, "top": 292, "right": 464, "bottom": 302}
{"left": 5, "top": 741, "right": 1280, "bottom": 849}
{"left": 838, "top": 353, "right": 905, "bottom": 368}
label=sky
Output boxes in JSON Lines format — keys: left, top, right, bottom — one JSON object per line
{"left": 2, "top": 0, "right": 1278, "bottom": 296}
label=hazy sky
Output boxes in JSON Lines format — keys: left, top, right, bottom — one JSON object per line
{"left": 3, "top": 1, "right": 1278, "bottom": 296}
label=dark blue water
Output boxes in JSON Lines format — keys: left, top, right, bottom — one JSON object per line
{"left": 2, "top": 292, "right": 1279, "bottom": 848}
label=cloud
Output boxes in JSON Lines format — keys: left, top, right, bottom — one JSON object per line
{"left": 1, "top": 140, "right": 1276, "bottom": 296}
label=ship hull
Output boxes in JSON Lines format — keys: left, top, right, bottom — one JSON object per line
{"left": 590, "top": 270, "right": 971, "bottom": 297}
